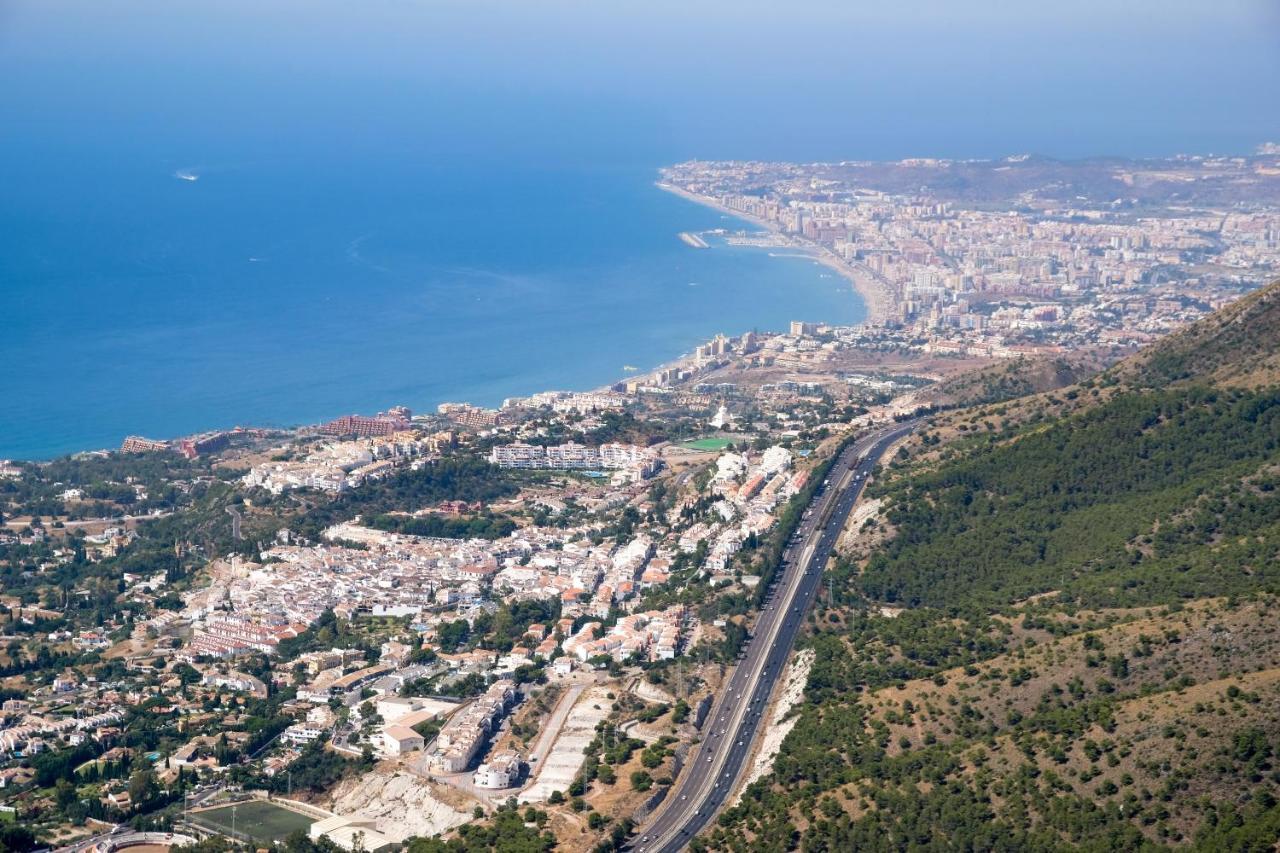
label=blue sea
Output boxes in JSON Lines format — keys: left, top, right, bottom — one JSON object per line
{"left": 3, "top": 1, "right": 1278, "bottom": 459}
{"left": 1, "top": 155, "right": 862, "bottom": 459}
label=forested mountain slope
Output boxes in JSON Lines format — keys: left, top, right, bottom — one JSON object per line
{"left": 1114, "top": 278, "right": 1280, "bottom": 390}
{"left": 919, "top": 353, "right": 1108, "bottom": 410}
{"left": 863, "top": 385, "right": 1280, "bottom": 611}
{"left": 703, "top": 282, "right": 1280, "bottom": 852}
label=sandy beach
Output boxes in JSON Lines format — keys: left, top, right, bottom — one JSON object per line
{"left": 656, "top": 182, "right": 896, "bottom": 325}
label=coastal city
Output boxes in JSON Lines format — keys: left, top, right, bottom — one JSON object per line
{"left": 3, "top": 147, "right": 1280, "bottom": 853}
{"left": 9, "top": 0, "right": 1280, "bottom": 849}
{"left": 660, "top": 147, "right": 1280, "bottom": 360}
{"left": 0, "top": 351, "right": 911, "bottom": 851}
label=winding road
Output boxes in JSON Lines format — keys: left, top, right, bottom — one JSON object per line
{"left": 632, "top": 421, "right": 917, "bottom": 852}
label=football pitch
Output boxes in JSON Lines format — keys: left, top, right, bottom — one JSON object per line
{"left": 681, "top": 437, "right": 734, "bottom": 451}
{"left": 189, "top": 800, "right": 315, "bottom": 842}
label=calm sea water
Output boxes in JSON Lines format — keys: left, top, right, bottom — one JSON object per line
{"left": 0, "top": 158, "right": 861, "bottom": 458}
{"left": 3, "top": 1, "right": 1277, "bottom": 459}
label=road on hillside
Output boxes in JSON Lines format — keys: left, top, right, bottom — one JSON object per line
{"left": 632, "top": 421, "right": 917, "bottom": 852}
{"left": 3, "top": 509, "right": 172, "bottom": 530}
{"left": 226, "top": 506, "right": 244, "bottom": 540}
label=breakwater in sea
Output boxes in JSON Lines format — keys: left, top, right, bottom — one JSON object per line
{"left": 655, "top": 182, "right": 895, "bottom": 325}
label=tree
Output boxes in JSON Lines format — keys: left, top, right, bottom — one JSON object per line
{"left": 128, "top": 766, "right": 159, "bottom": 805}
{"left": 55, "top": 777, "right": 77, "bottom": 807}
{"left": 0, "top": 824, "right": 38, "bottom": 853}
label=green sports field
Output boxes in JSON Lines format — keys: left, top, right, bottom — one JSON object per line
{"left": 189, "top": 800, "right": 315, "bottom": 842}
{"left": 681, "top": 437, "right": 734, "bottom": 451}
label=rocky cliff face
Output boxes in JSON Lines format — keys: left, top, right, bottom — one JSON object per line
{"left": 325, "top": 769, "right": 471, "bottom": 841}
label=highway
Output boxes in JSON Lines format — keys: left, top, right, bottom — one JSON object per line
{"left": 631, "top": 421, "right": 917, "bottom": 852}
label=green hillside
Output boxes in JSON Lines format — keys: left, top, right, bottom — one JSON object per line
{"left": 921, "top": 354, "right": 1105, "bottom": 410}
{"left": 1114, "top": 279, "right": 1280, "bottom": 389}
{"left": 704, "top": 282, "right": 1280, "bottom": 852}
{"left": 862, "top": 385, "right": 1280, "bottom": 611}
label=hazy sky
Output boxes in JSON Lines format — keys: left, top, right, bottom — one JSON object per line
{"left": 2, "top": 0, "right": 1279, "bottom": 163}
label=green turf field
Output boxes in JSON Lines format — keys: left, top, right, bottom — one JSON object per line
{"left": 189, "top": 800, "right": 315, "bottom": 842}
{"left": 681, "top": 437, "right": 734, "bottom": 451}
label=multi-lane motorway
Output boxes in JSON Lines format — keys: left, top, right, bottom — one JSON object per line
{"left": 632, "top": 422, "right": 917, "bottom": 852}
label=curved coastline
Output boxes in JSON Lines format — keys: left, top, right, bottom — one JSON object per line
{"left": 2, "top": 180, "right": 861, "bottom": 461}
{"left": 656, "top": 181, "right": 895, "bottom": 325}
